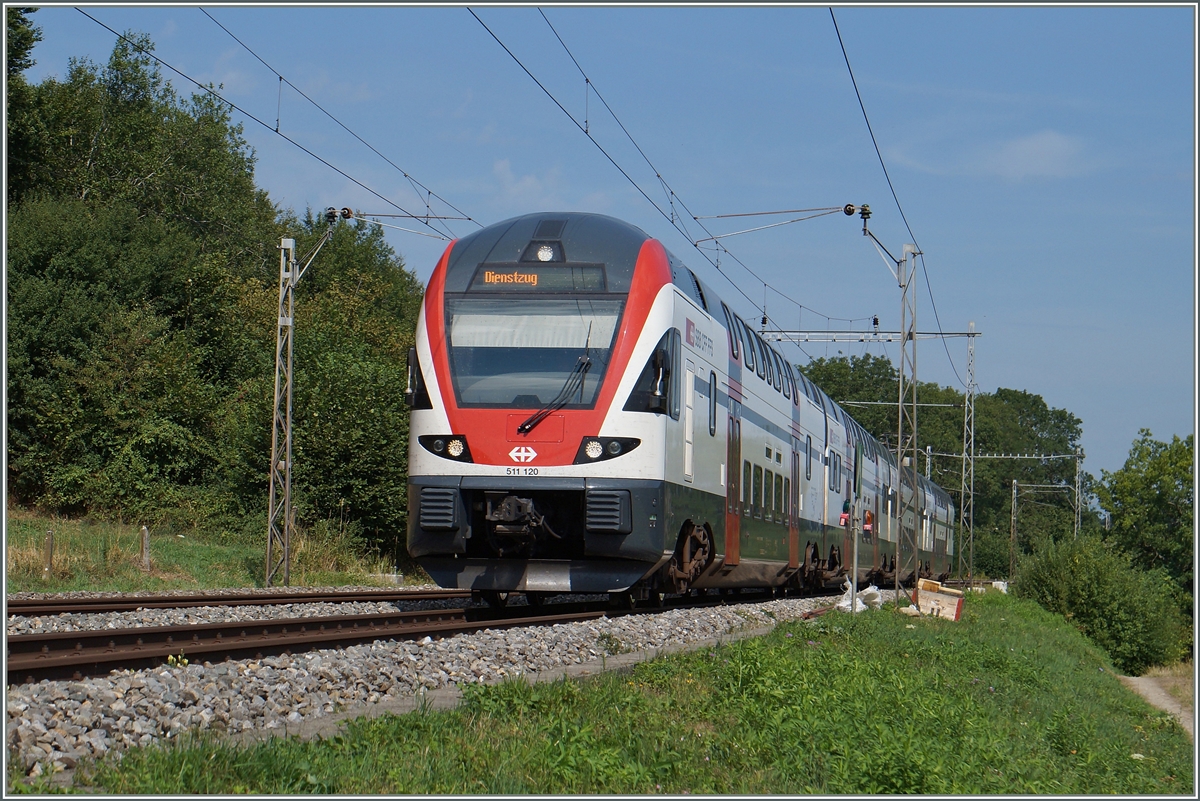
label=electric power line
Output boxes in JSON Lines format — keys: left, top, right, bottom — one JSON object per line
{"left": 829, "top": 8, "right": 966, "bottom": 388}
{"left": 476, "top": 7, "right": 875, "bottom": 336}
{"left": 76, "top": 8, "right": 451, "bottom": 242}
{"left": 198, "top": 7, "right": 478, "bottom": 240}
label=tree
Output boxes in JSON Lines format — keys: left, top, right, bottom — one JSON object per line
{"left": 6, "top": 6, "right": 43, "bottom": 202}
{"left": 1095, "top": 430, "right": 1194, "bottom": 609}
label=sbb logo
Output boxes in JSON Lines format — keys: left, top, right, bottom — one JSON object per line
{"left": 685, "top": 318, "right": 714, "bottom": 356}
{"left": 508, "top": 446, "right": 538, "bottom": 463}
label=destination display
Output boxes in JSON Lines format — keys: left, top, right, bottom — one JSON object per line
{"left": 469, "top": 263, "right": 606, "bottom": 292}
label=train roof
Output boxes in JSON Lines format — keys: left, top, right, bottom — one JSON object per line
{"left": 443, "top": 212, "right": 652, "bottom": 294}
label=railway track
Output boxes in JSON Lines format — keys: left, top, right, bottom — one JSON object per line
{"left": 6, "top": 602, "right": 611, "bottom": 685}
{"left": 5, "top": 587, "right": 471, "bottom": 617}
{"left": 6, "top": 587, "right": 800, "bottom": 685}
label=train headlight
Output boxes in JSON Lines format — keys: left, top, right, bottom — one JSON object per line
{"left": 419, "top": 435, "right": 473, "bottom": 462}
{"left": 573, "top": 437, "right": 640, "bottom": 464}
{"left": 537, "top": 244, "right": 555, "bottom": 262}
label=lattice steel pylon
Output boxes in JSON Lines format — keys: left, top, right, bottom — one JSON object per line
{"left": 266, "top": 238, "right": 297, "bottom": 588}
{"left": 958, "top": 321, "right": 977, "bottom": 580}
{"left": 895, "top": 243, "right": 921, "bottom": 606}
{"left": 266, "top": 211, "right": 344, "bottom": 587}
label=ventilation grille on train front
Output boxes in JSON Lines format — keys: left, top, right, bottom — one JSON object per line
{"left": 419, "top": 487, "right": 459, "bottom": 530}
{"left": 586, "top": 490, "right": 631, "bottom": 534}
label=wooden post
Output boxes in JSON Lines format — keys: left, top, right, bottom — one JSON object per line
{"left": 141, "top": 526, "right": 151, "bottom": 572}
{"left": 42, "top": 530, "right": 53, "bottom": 581}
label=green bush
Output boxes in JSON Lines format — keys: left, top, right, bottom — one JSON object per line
{"left": 1014, "top": 535, "right": 1187, "bottom": 675}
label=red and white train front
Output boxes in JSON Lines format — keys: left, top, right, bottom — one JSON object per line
{"left": 406, "top": 212, "right": 686, "bottom": 596}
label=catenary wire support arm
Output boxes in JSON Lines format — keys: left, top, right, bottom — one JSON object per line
{"left": 266, "top": 208, "right": 350, "bottom": 587}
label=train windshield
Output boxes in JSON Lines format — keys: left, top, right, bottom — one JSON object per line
{"left": 444, "top": 296, "right": 625, "bottom": 408}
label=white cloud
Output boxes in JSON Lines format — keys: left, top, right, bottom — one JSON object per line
{"left": 888, "top": 129, "right": 1094, "bottom": 182}
{"left": 977, "top": 130, "right": 1090, "bottom": 181}
{"left": 491, "top": 159, "right": 564, "bottom": 209}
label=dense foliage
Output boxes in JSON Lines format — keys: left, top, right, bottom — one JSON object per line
{"left": 1095, "top": 430, "right": 1194, "bottom": 614}
{"left": 1015, "top": 536, "right": 1188, "bottom": 674}
{"left": 5, "top": 16, "right": 424, "bottom": 563}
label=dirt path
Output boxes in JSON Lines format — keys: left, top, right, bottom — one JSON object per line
{"left": 1119, "top": 675, "right": 1194, "bottom": 741}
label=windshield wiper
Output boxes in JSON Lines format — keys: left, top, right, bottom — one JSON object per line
{"left": 518, "top": 355, "right": 592, "bottom": 435}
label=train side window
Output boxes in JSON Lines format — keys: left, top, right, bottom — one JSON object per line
{"left": 775, "top": 473, "right": 784, "bottom": 518}
{"left": 743, "top": 460, "right": 752, "bottom": 516}
{"left": 764, "top": 469, "right": 774, "bottom": 519}
{"left": 783, "top": 476, "right": 790, "bottom": 518}
{"left": 708, "top": 371, "right": 717, "bottom": 436}
{"left": 806, "top": 435, "right": 813, "bottom": 480}
{"left": 721, "top": 303, "right": 739, "bottom": 361}
{"left": 737, "top": 317, "right": 756, "bottom": 373}
{"left": 771, "top": 350, "right": 784, "bottom": 393}
{"left": 753, "top": 465, "right": 763, "bottom": 518}
{"left": 781, "top": 357, "right": 792, "bottom": 400}
{"left": 757, "top": 335, "right": 771, "bottom": 383}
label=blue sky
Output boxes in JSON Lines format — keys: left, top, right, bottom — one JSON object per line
{"left": 19, "top": 4, "right": 1196, "bottom": 479}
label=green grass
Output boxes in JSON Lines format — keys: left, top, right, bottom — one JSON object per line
{"left": 56, "top": 592, "right": 1193, "bottom": 795}
{"left": 4, "top": 509, "right": 423, "bottom": 592}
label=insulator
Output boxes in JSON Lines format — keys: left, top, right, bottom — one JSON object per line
{"left": 843, "top": 204, "right": 856, "bottom": 216}
{"left": 341, "top": 207, "right": 353, "bottom": 219}
{"left": 859, "top": 204, "right": 871, "bottom": 221}
{"left": 325, "top": 207, "right": 338, "bottom": 223}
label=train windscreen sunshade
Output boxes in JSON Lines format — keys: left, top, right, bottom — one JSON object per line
{"left": 445, "top": 296, "right": 625, "bottom": 408}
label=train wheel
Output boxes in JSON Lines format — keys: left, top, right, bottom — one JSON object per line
{"left": 480, "top": 590, "right": 509, "bottom": 608}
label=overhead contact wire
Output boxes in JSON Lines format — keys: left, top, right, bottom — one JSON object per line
{"left": 199, "top": 7, "right": 477, "bottom": 240}
{"left": 76, "top": 8, "right": 449, "bottom": 241}
{"left": 829, "top": 7, "right": 966, "bottom": 388}
{"left": 527, "top": 8, "right": 869, "bottom": 333}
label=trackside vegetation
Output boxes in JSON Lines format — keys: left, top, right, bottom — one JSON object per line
{"left": 58, "top": 593, "right": 1192, "bottom": 795}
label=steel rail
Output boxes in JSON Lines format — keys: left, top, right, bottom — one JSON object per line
{"left": 6, "top": 606, "right": 607, "bottom": 685}
{"left": 6, "top": 588, "right": 471, "bottom": 617}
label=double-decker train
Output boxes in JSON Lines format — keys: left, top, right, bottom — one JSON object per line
{"left": 406, "top": 212, "right": 954, "bottom": 604}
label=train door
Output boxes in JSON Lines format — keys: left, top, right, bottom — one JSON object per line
{"left": 789, "top": 449, "right": 800, "bottom": 569}
{"left": 725, "top": 415, "right": 741, "bottom": 566}
{"left": 684, "top": 360, "right": 696, "bottom": 483}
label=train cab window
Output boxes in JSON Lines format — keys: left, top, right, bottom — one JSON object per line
{"left": 753, "top": 465, "right": 764, "bottom": 518}
{"left": 774, "top": 473, "right": 784, "bottom": 518}
{"left": 445, "top": 295, "right": 623, "bottom": 408}
{"left": 708, "top": 371, "right": 717, "bottom": 436}
{"left": 721, "top": 303, "right": 739, "bottom": 361}
{"left": 624, "top": 329, "right": 680, "bottom": 418}
{"left": 669, "top": 328, "right": 682, "bottom": 420}
{"left": 743, "top": 461, "right": 753, "bottom": 516}
{"left": 806, "top": 435, "right": 813, "bottom": 480}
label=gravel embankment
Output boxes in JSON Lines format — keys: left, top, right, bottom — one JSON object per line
{"left": 6, "top": 588, "right": 873, "bottom": 779}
